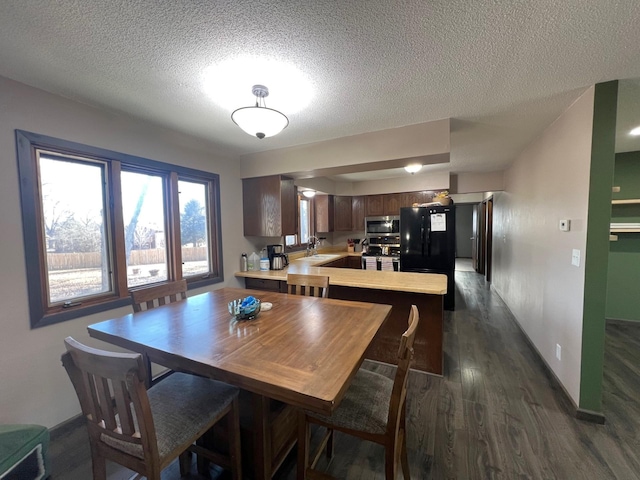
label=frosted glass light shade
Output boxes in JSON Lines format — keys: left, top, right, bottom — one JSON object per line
{"left": 404, "top": 164, "right": 422, "bottom": 174}
{"left": 302, "top": 190, "right": 316, "bottom": 198}
{"left": 630, "top": 126, "right": 640, "bottom": 136}
{"left": 231, "top": 106, "right": 289, "bottom": 139}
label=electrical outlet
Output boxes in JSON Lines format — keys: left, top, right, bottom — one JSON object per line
{"left": 556, "top": 344, "right": 562, "bottom": 361}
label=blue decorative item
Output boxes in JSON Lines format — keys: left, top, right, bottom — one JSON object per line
{"left": 228, "top": 296, "right": 261, "bottom": 320}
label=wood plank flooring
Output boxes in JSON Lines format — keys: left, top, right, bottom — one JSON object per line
{"left": 50, "top": 272, "right": 640, "bottom": 479}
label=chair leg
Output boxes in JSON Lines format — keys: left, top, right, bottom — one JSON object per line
{"left": 326, "top": 428, "right": 334, "bottom": 460}
{"left": 400, "top": 429, "right": 410, "bottom": 479}
{"left": 384, "top": 443, "right": 398, "bottom": 480}
{"left": 179, "top": 450, "right": 192, "bottom": 476}
{"left": 196, "top": 436, "right": 210, "bottom": 476}
{"left": 400, "top": 406, "right": 410, "bottom": 479}
{"left": 142, "top": 353, "right": 153, "bottom": 389}
{"left": 228, "top": 398, "right": 243, "bottom": 480}
{"left": 297, "top": 409, "right": 310, "bottom": 480}
{"left": 91, "top": 451, "right": 107, "bottom": 480}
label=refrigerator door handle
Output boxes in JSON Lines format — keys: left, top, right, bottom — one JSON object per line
{"left": 420, "top": 216, "right": 425, "bottom": 255}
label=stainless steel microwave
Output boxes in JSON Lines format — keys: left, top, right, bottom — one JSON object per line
{"left": 365, "top": 215, "right": 400, "bottom": 235}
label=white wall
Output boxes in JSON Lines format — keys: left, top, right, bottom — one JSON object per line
{"left": 0, "top": 76, "right": 251, "bottom": 428}
{"left": 452, "top": 171, "right": 504, "bottom": 193}
{"left": 492, "top": 87, "right": 595, "bottom": 405}
{"left": 240, "top": 119, "right": 450, "bottom": 178}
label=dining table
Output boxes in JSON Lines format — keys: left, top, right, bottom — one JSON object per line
{"left": 87, "top": 287, "right": 391, "bottom": 479}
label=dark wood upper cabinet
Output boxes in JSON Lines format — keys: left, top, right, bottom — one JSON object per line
{"left": 315, "top": 194, "right": 335, "bottom": 233}
{"left": 333, "top": 196, "right": 353, "bottom": 231}
{"left": 402, "top": 191, "right": 431, "bottom": 208}
{"left": 366, "top": 195, "right": 385, "bottom": 216}
{"left": 242, "top": 175, "right": 296, "bottom": 236}
{"left": 383, "top": 194, "right": 403, "bottom": 216}
{"left": 352, "top": 196, "right": 365, "bottom": 232}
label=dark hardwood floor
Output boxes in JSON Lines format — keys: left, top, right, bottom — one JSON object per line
{"left": 50, "top": 272, "right": 640, "bottom": 479}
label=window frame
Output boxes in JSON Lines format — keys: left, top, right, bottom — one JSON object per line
{"left": 285, "top": 193, "right": 315, "bottom": 251}
{"left": 16, "top": 130, "right": 224, "bottom": 328}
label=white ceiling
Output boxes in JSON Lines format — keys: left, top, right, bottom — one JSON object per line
{"left": 0, "top": 1, "right": 639, "bottom": 181}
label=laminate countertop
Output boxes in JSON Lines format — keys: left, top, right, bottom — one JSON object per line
{"left": 234, "top": 252, "right": 447, "bottom": 295}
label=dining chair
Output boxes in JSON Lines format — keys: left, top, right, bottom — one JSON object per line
{"left": 130, "top": 279, "right": 187, "bottom": 386}
{"left": 130, "top": 279, "right": 187, "bottom": 312}
{"left": 297, "top": 305, "right": 419, "bottom": 480}
{"left": 61, "top": 336, "right": 242, "bottom": 480}
{"left": 286, "top": 273, "right": 330, "bottom": 298}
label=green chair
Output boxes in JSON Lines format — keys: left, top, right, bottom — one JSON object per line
{"left": 0, "top": 424, "right": 49, "bottom": 479}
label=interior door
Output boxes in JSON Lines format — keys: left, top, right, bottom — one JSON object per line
{"left": 486, "top": 197, "right": 493, "bottom": 282}
{"left": 477, "top": 202, "right": 486, "bottom": 274}
{"left": 472, "top": 204, "right": 479, "bottom": 270}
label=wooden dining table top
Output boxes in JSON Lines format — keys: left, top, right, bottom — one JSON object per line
{"left": 87, "top": 287, "right": 391, "bottom": 415}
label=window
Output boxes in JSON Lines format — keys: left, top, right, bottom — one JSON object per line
{"left": 121, "top": 170, "right": 168, "bottom": 287}
{"left": 16, "top": 130, "right": 223, "bottom": 328}
{"left": 285, "top": 194, "right": 313, "bottom": 248}
{"left": 178, "top": 179, "right": 213, "bottom": 277}
{"left": 39, "top": 153, "right": 112, "bottom": 305}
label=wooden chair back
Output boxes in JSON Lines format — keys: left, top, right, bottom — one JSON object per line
{"left": 61, "top": 336, "right": 160, "bottom": 473}
{"left": 130, "top": 279, "right": 187, "bottom": 312}
{"left": 286, "top": 274, "right": 330, "bottom": 298}
{"left": 297, "top": 305, "right": 420, "bottom": 479}
{"left": 386, "top": 304, "right": 419, "bottom": 437}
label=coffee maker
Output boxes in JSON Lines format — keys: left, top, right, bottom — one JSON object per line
{"left": 267, "top": 244, "right": 288, "bottom": 270}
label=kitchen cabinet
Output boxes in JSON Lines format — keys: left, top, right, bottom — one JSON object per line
{"left": 321, "top": 257, "right": 348, "bottom": 268}
{"left": 347, "top": 256, "right": 363, "bottom": 269}
{"left": 315, "top": 194, "right": 335, "bottom": 233}
{"left": 243, "top": 175, "right": 296, "bottom": 237}
{"left": 366, "top": 195, "right": 385, "bottom": 216}
{"left": 244, "top": 277, "right": 287, "bottom": 293}
{"left": 352, "top": 196, "right": 365, "bottom": 231}
{"left": 333, "top": 196, "right": 353, "bottom": 231}
{"left": 402, "top": 191, "right": 431, "bottom": 208}
{"left": 383, "top": 194, "right": 403, "bottom": 215}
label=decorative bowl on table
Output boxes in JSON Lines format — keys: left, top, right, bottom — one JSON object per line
{"left": 228, "top": 296, "right": 261, "bottom": 320}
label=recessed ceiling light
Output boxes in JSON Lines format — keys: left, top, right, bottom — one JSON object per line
{"left": 630, "top": 126, "right": 640, "bottom": 136}
{"left": 404, "top": 164, "right": 422, "bottom": 174}
{"left": 203, "top": 56, "right": 314, "bottom": 115}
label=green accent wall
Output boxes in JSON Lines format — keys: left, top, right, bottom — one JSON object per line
{"left": 606, "top": 151, "right": 640, "bottom": 322}
{"left": 580, "top": 81, "right": 618, "bottom": 413}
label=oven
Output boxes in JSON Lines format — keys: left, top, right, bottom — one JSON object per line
{"left": 363, "top": 215, "right": 400, "bottom": 267}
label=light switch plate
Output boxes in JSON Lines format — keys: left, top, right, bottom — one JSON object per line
{"left": 571, "top": 249, "right": 580, "bottom": 267}
{"left": 559, "top": 219, "right": 571, "bottom": 232}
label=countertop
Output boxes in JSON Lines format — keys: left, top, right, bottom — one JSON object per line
{"left": 234, "top": 251, "right": 447, "bottom": 295}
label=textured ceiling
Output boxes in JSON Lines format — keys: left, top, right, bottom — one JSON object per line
{"left": 0, "top": 1, "right": 639, "bottom": 181}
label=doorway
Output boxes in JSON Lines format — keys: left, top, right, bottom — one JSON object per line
{"left": 473, "top": 196, "right": 494, "bottom": 282}
{"left": 455, "top": 204, "right": 475, "bottom": 272}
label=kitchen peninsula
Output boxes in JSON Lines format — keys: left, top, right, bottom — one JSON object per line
{"left": 235, "top": 252, "right": 447, "bottom": 375}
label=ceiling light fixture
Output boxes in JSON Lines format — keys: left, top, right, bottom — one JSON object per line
{"left": 630, "top": 126, "right": 640, "bottom": 136}
{"left": 302, "top": 190, "right": 316, "bottom": 198}
{"left": 231, "top": 85, "right": 289, "bottom": 139}
{"left": 404, "top": 164, "right": 422, "bottom": 174}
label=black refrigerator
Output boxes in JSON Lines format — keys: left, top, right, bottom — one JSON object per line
{"left": 400, "top": 206, "right": 456, "bottom": 310}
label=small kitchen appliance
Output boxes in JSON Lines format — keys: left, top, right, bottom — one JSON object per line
{"left": 267, "top": 244, "right": 289, "bottom": 270}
